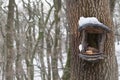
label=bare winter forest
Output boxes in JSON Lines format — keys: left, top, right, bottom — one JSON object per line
{"left": 0, "top": 0, "right": 120, "bottom": 80}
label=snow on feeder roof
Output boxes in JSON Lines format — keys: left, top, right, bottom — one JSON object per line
{"left": 78, "top": 17, "right": 111, "bottom": 33}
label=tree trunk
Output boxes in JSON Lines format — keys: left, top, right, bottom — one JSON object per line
{"left": 66, "top": 0, "right": 118, "bottom": 80}
{"left": 5, "top": 0, "right": 15, "bottom": 80}
{"left": 46, "top": 32, "right": 52, "bottom": 80}
{"left": 51, "top": 0, "right": 61, "bottom": 80}
{"left": 14, "top": 3, "right": 25, "bottom": 80}
{"left": 62, "top": 49, "right": 71, "bottom": 80}
{"left": 109, "top": 0, "right": 116, "bottom": 15}
{"left": 51, "top": 18, "right": 59, "bottom": 80}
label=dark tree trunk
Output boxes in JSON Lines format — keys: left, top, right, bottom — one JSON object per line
{"left": 5, "top": 0, "right": 15, "bottom": 80}
{"left": 66, "top": 0, "right": 118, "bottom": 80}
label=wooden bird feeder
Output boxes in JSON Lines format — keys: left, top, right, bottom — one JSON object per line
{"left": 78, "top": 22, "right": 111, "bottom": 62}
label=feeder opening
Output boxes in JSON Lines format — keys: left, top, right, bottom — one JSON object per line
{"left": 87, "top": 33, "right": 99, "bottom": 49}
{"left": 85, "top": 33, "right": 103, "bottom": 54}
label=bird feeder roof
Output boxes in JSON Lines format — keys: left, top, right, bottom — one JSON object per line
{"left": 78, "top": 17, "right": 111, "bottom": 33}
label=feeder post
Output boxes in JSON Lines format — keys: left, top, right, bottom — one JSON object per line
{"left": 99, "top": 32, "right": 106, "bottom": 53}
{"left": 81, "top": 30, "right": 86, "bottom": 52}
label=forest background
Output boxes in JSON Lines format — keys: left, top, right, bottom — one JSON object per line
{"left": 0, "top": 0, "right": 120, "bottom": 80}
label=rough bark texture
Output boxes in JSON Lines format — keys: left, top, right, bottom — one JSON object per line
{"left": 66, "top": 0, "right": 118, "bottom": 80}
{"left": 5, "top": 0, "right": 15, "bottom": 80}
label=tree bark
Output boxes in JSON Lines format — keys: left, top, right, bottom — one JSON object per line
{"left": 66, "top": 0, "right": 118, "bottom": 80}
{"left": 15, "top": 4, "right": 25, "bottom": 80}
{"left": 51, "top": 0, "right": 61, "bottom": 80}
{"left": 5, "top": 0, "right": 15, "bottom": 80}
